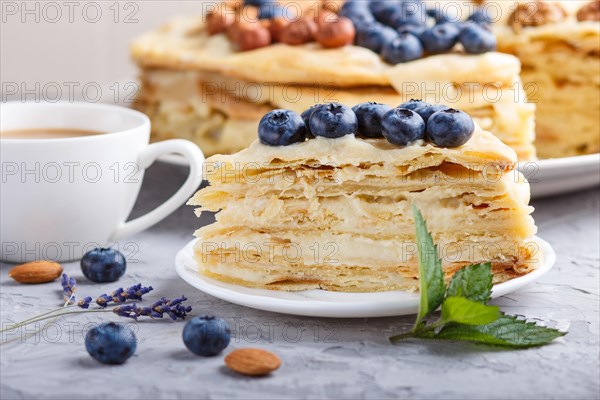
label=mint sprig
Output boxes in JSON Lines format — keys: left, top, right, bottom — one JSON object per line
{"left": 390, "top": 206, "right": 566, "bottom": 348}
{"left": 412, "top": 205, "right": 445, "bottom": 330}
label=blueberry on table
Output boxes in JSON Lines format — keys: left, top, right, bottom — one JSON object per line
{"left": 183, "top": 316, "right": 231, "bottom": 357}
{"left": 381, "top": 32, "right": 423, "bottom": 64}
{"left": 85, "top": 322, "right": 136, "bottom": 365}
{"left": 382, "top": 108, "right": 426, "bottom": 146}
{"left": 81, "top": 248, "right": 126, "bottom": 283}
{"left": 420, "top": 23, "right": 460, "bottom": 54}
{"left": 459, "top": 23, "right": 497, "bottom": 54}
{"left": 426, "top": 108, "right": 475, "bottom": 148}
{"left": 309, "top": 103, "right": 358, "bottom": 138}
{"left": 352, "top": 102, "right": 392, "bottom": 138}
{"left": 413, "top": 103, "right": 449, "bottom": 122}
{"left": 356, "top": 23, "right": 398, "bottom": 53}
{"left": 398, "top": 99, "right": 431, "bottom": 111}
{"left": 301, "top": 105, "right": 322, "bottom": 138}
{"left": 258, "top": 109, "right": 306, "bottom": 146}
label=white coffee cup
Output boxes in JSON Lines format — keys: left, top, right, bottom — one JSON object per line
{"left": 0, "top": 102, "right": 204, "bottom": 263}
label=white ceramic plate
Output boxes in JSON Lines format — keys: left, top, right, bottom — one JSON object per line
{"left": 161, "top": 153, "right": 599, "bottom": 199}
{"left": 518, "top": 154, "right": 600, "bottom": 198}
{"left": 175, "top": 236, "right": 556, "bottom": 318}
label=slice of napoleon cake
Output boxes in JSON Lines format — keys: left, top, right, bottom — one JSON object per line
{"left": 188, "top": 102, "right": 537, "bottom": 292}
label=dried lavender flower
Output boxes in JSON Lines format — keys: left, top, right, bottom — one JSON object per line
{"left": 61, "top": 274, "right": 77, "bottom": 304}
{"left": 112, "top": 296, "right": 192, "bottom": 321}
{"left": 77, "top": 296, "right": 93, "bottom": 309}
{"left": 96, "top": 284, "right": 153, "bottom": 307}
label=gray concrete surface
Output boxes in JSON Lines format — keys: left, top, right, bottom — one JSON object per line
{"left": 1, "top": 162, "right": 599, "bottom": 400}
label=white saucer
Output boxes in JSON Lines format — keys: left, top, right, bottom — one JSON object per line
{"left": 518, "top": 154, "right": 600, "bottom": 198}
{"left": 175, "top": 236, "right": 556, "bottom": 318}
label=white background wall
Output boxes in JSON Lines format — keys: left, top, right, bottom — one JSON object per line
{"left": 1, "top": 1, "right": 205, "bottom": 101}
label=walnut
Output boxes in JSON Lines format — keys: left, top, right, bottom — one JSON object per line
{"left": 507, "top": 1, "right": 566, "bottom": 31}
{"left": 577, "top": 0, "right": 600, "bottom": 21}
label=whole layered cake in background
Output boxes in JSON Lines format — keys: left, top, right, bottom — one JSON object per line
{"left": 188, "top": 102, "right": 538, "bottom": 292}
{"left": 131, "top": 0, "right": 536, "bottom": 159}
{"left": 477, "top": 0, "right": 600, "bottom": 158}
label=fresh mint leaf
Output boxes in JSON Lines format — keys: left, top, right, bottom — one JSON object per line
{"left": 419, "top": 313, "right": 566, "bottom": 348}
{"left": 446, "top": 263, "right": 493, "bottom": 304}
{"left": 412, "top": 205, "right": 446, "bottom": 328}
{"left": 441, "top": 296, "right": 500, "bottom": 325}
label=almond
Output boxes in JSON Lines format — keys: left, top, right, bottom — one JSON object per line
{"left": 224, "top": 348, "right": 281, "bottom": 376}
{"left": 316, "top": 16, "right": 355, "bottom": 48}
{"left": 9, "top": 261, "right": 63, "bottom": 284}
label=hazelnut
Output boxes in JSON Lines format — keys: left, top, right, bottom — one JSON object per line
{"left": 577, "top": 0, "right": 600, "bottom": 21}
{"left": 507, "top": 1, "right": 566, "bottom": 31}
{"left": 279, "top": 17, "right": 318, "bottom": 45}
{"left": 315, "top": 8, "right": 339, "bottom": 26}
{"left": 269, "top": 17, "right": 290, "bottom": 42}
{"left": 237, "top": 24, "right": 272, "bottom": 51}
{"left": 206, "top": 10, "right": 236, "bottom": 35}
{"left": 239, "top": 5, "right": 259, "bottom": 24}
{"left": 315, "top": 16, "right": 355, "bottom": 48}
{"left": 322, "top": 0, "right": 344, "bottom": 13}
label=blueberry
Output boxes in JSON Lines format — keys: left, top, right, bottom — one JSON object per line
{"left": 183, "top": 316, "right": 231, "bottom": 357}
{"left": 356, "top": 23, "right": 398, "bottom": 53}
{"left": 85, "top": 322, "right": 136, "bottom": 365}
{"left": 258, "top": 4, "right": 295, "bottom": 20}
{"left": 340, "top": 1, "right": 375, "bottom": 25}
{"left": 309, "top": 103, "right": 358, "bottom": 138}
{"left": 420, "top": 23, "right": 460, "bottom": 54}
{"left": 387, "top": 2, "right": 427, "bottom": 28}
{"left": 244, "top": 0, "right": 270, "bottom": 7}
{"left": 382, "top": 108, "right": 426, "bottom": 146}
{"left": 426, "top": 108, "right": 475, "bottom": 147}
{"left": 459, "top": 23, "right": 496, "bottom": 54}
{"left": 398, "top": 99, "right": 431, "bottom": 111}
{"left": 81, "top": 248, "right": 126, "bottom": 283}
{"left": 352, "top": 102, "right": 392, "bottom": 138}
{"left": 413, "top": 103, "right": 449, "bottom": 122}
{"left": 301, "top": 104, "right": 322, "bottom": 138}
{"left": 258, "top": 109, "right": 306, "bottom": 146}
{"left": 370, "top": 0, "right": 402, "bottom": 25}
{"left": 468, "top": 8, "right": 494, "bottom": 25}
{"left": 426, "top": 8, "right": 454, "bottom": 24}
{"left": 381, "top": 32, "right": 423, "bottom": 64}
{"left": 396, "top": 23, "right": 426, "bottom": 37}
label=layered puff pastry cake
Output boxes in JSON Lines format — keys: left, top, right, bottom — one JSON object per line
{"left": 188, "top": 102, "right": 538, "bottom": 292}
{"left": 480, "top": 0, "right": 600, "bottom": 158}
{"left": 131, "top": 0, "right": 536, "bottom": 159}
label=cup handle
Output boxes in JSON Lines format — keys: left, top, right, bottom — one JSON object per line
{"left": 110, "top": 139, "right": 204, "bottom": 241}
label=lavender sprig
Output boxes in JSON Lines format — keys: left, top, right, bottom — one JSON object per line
{"left": 61, "top": 273, "right": 77, "bottom": 304}
{"left": 95, "top": 284, "right": 154, "bottom": 308}
{"left": 113, "top": 296, "right": 192, "bottom": 321}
